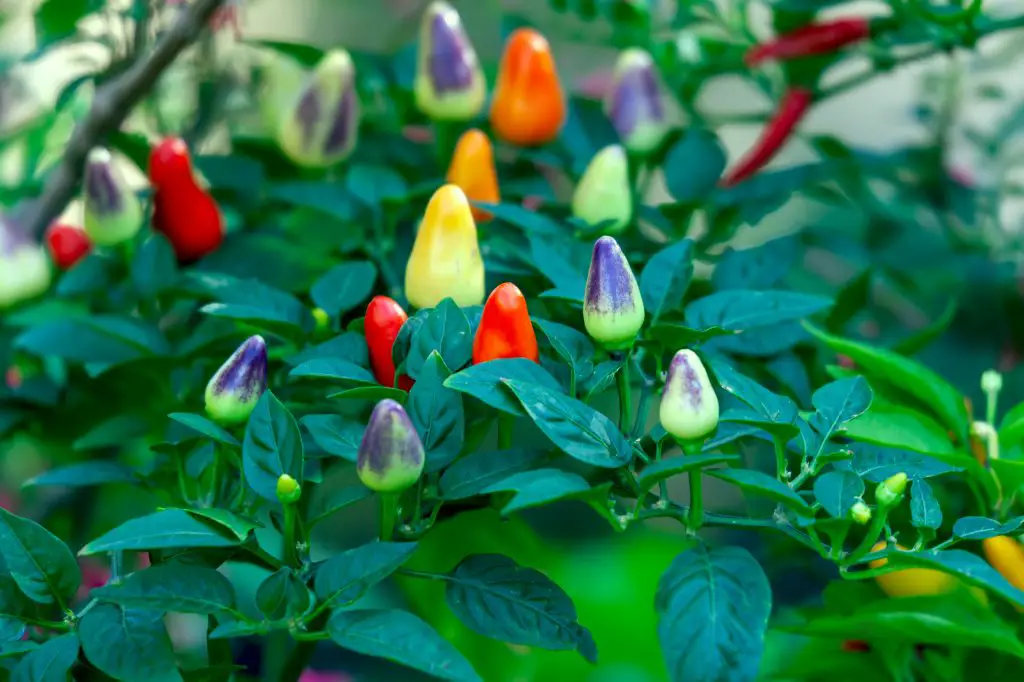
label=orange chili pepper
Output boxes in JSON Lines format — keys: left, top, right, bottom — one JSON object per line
{"left": 472, "top": 283, "right": 539, "bottom": 364}
{"left": 446, "top": 129, "right": 500, "bottom": 223}
{"left": 490, "top": 28, "right": 566, "bottom": 147}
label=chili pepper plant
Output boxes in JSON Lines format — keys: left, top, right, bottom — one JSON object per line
{"left": 2, "top": 0, "right": 1024, "bottom": 681}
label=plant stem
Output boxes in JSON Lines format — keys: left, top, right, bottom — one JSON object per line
{"left": 379, "top": 493, "right": 398, "bottom": 542}
{"left": 688, "top": 469, "right": 703, "bottom": 530}
{"left": 278, "top": 614, "right": 328, "bottom": 682}
{"left": 846, "top": 510, "right": 890, "bottom": 564}
{"left": 655, "top": 439, "right": 668, "bottom": 502}
{"left": 773, "top": 438, "right": 788, "bottom": 482}
{"left": 498, "top": 413, "right": 514, "bottom": 450}
{"left": 617, "top": 355, "right": 633, "bottom": 433}
{"left": 281, "top": 503, "right": 300, "bottom": 569}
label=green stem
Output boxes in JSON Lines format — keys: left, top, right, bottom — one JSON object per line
{"left": 278, "top": 614, "right": 328, "bottom": 682}
{"left": 688, "top": 470, "right": 703, "bottom": 531}
{"left": 110, "top": 551, "right": 124, "bottom": 583}
{"left": 773, "top": 438, "right": 789, "bottom": 482}
{"left": 655, "top": 439, "right": 668, "bottom": 502}
{"left": 282, "top": 503, "right": 299, "bottom": 569}
{"left": 498, "top": 413, "right": 514, "bottom": 450}
{"left": 616, "top": 355, "right": 633, "bottom": 433}
{"left": 846, "top": 509, "right": 890, "bottom": 564}
{"left": 379, "top": 493, "right": 398, "bottom": 542}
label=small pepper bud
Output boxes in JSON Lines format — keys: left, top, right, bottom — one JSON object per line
{"left": 277, "top": 49, "right": 360, "bottom": 168}
{"left": 83, "top": 147, "right": 143, "bottom": 247}
{"left": 365, "top": 296, "right": 415, "bottom": 391}
{"left": 0, "top": 214, "right": 51, "bottom": 310}
{"left": 981, "top": 369, "right": 1003, "bottom": 395}
{"left": 659, "top": 349, "right": 719, "bottom": 441}
{"left": 446, "top": 129, "right": 500, "bottom": 223}
{"left": 312, "top": 307, "right": 330, "bottom": 333}
{"left": 849, "top": 500, "right": 872, "bottom": 525}
{"left": 605, "top": 49, "right": 670, "bottom": 156}
{"left": 405, "top": 184, "right": 485, "bottom": 309}
{"left": 571, "top": 145, "right": 632, "bottom": 234}
{"left": 357, "top": 399, "right": 426, "bottom": 493}
{"left": 875, "top": 472, "right": 907, "bottom": 508}
{"left": 205, "top": 335, "right": 269, "bottom": 425}
{"left": 583, "top": 236, "right": 645, "bottom": 351}
{"left": 473, "top": 283, "right": 539, "bottom": 364}
{"left": 276, "top": 474, "right": 302, "bottom": 505}
{"left": 414, "top": 1, "right": 486, "bottom": 122}
{"left": 490, "top": 28, "right": 566, "bottom": 147}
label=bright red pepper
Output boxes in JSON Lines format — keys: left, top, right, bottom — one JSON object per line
{"left": 44, "top": 223, "right": 91, "bottom": 270}
{"left": 745, "top": 18, "right": 872, "bottom": 66}
{"left": 148, "top": 137, "right": 225, "bottom": 263}
{"left": 365, "top": 296, "right": 414, "bottom": 391}
{"left": 720, "top": 88, "right": 813, "bottom": 187}
{"left": 472, "top": 283, "right": 539, "bottom": 364}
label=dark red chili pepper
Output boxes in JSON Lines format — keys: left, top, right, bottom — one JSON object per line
{"left": 44, "top": 223, "right": 91, "bottom": 270}
{"left": 745, "top": 18, "right": 872, "bottom": 66}
{"left": 365, "top": 296, "right": 415, "bottom": 391}
{"left": 720, "top": 88, "right": 813, "bottom": 187}
{"left": 841, "top": 640, "right": 870, "bottom": 653}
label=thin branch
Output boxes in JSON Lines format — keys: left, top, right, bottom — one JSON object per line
{"left": 21, "top": 0, "right": 227, "bottom": 239}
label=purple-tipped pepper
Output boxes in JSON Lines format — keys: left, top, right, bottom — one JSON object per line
{"left": 659, "top": 349, "right": 719, "bottom": 440}
{"left": 604, "top": 48, "right": 670, "bottom": 156}
{"left": 414, "top": 1, "right": 486, "bottom": 121}
{"left": 204, "top": 335, "right": 268, "bottom": 425}
{"left": 83, "top": 147, "right": 143, "bottom": 246}
{"left": 357, "top": 399, "right": 425, "bottom": 493}
{"left": 583, "top": 236, "right": 645, "bottom": 351}
{"left": 0, "top": 212, "right": 51, "bottom": 309}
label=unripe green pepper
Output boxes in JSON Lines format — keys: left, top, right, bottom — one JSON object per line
{"left": 572, "top": 145, "right": 632, "bottom": 234}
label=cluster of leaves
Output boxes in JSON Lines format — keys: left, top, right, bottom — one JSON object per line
{"left": 3, "top": 0, "right": 1024, "bottom": 681}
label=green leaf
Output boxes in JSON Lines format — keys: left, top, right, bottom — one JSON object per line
{"left": 910, "top": 479, "right": 942, "bottom": 530}
{"left": 480, "top": 469, "right": 605, "bottom": 515}
{"left": 15, "top": 316, "right": 169, "bottom": 365}
{"left": 807, "top": 377, "right": 872, "bottom": 459}
{"left": 686, "top": 290, "right": 832, "bottom": 332}
{"left": 79, "top": 605, "right": 182, "bottom": 682}
{"left": 35, "top": 0, "right": 101, "bottom": 45}
{"left": 999, "top": 400, "right": 1024, "bottom": 451}
{"left": 952, "top": 516, "right": 1024, "bottom": 540}
{"left": 266, "top": 181, "right": 354, "bottom": 220}
{"left": 131, "top": 235, "right": 178, "bottom": 299}
{"left": 310, "top": 261, "right": 378, "bottom": 317}
{"left": 804, "top": 324, "right": 969, "bottom": 438}
{"left": 299, "top": 414, "right": 364, "bottom": 462}
{"left": 824, "top": 268, "right": 872, "bottom": 332}
{"left": 347, "top": 164, "right": 409, "bottom": 206}
{"left": 208, "top": 619, "right": 276, "bottom": 639}
{"left": 182, "top": 509, "right": 260, "bottom": 541}
{"left": 315, "top": 542, "right": 418, "bottom": 608}
{"left": 842, "top": 401, "right": 959, "bottom": 461}
{"left": 502, "top": 380, "right": 632, "bottom": 468}
{"left": 287, "top": 332, "right": 368, "bottom": 368}
{"left": 408, "top": 352, "right": 464, "bottom": 473}
{"left": 79, "top": 510, "right": 239, "bottom": 555}
{"left": 242, "top": 391, "right": 304, "bottom": 502}
{"left": 663, "top": 129, "right": 727, "bottom": 202}
{"left": 712, "top": 359, "right": 799, "bottom": 441}
{"left": 812, "top": 471, "right": 864, "bottom": 519}
{"left": 481, "top": 202, "right": 565, "bottom": 237}
{"left": 406, "top": 299, "right": 472, "bottom": 380}
{"left": 637, "top": 454, "right": 739, "bottom": 497}
{"left": 712, "top": 236, "right": 797, "bottom": 291}
{"left": 656, "top": 544, "right": 771, "bottom": 682}
{"left": 168, "top": 413, "right": 240, "bottom": 447}
{"left": 841, "top": 443, "right": 962, "bottom": 482}
{"left": 639, "top": 239, "right": 694, "bottom": 323}
{"left": 646, "top": 323, "right": 736, "bottom": 349}
{"left": 328, "top": 609, "right": 482, "bottom": 682}
{"left": 289, "top": 358, "right": 376, "bottom": 385}
{"left": 444, "top": 554, "right": 596, "bottom": 662}
{"left": 708, "top": 468, "right": 811, "bottom": 514}
{"left": 533, "top": 319, "right": 595, "bottom": 387}
{"left": 0, "top": 508, "right": 80, "bottom": 606}
{"left": 11, "top": 632, "right": 78, "bottom": 682}
{"left": 309, "top": 486, "right": 374, "bottom": 526}
{"left": 444, "top": 359, "right": 561, "bottom": 416}
{"left": 886, "top": 549, "right": 1024, "bottom": 608}
{"left": 91, "top": 564, "right": 236, "bottom": 615}
{"left": 72, "top": 414, "right": 150, "bottom": 451}
{"left": 891, "top": 299, "right": 958, "bottom": 356}
{"left": 440, "top": 449, "right": 547, "bottom": 501}
{"left": 23, "top": 461, "right": 134, "bottom": 489}
{"left": 329, "top": 386, "right": 408, "bottom": 403}
{"left": 256, "top": 568, "right": 310, "bottom": 621}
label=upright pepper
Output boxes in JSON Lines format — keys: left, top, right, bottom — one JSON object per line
{"left": 473, "top": 283, "right": 539, "bottom": 364}
{"left": 605, "top": 48, "right": 670, "bottom": 156}
{"left": 659, "top": 349, "right": 719, "bottom": 441}
{"left": 446, "top": 129, "right": 500, "bottom": 223}
{"left": 572, "top": 144, "right": 632, "bottom": 235}
{"left": 405, "top": 184, "right": 485, "bottom": 309}
{"left": 720, "top": 88, "right": 813, "bottom": 187}
{"left": 414, "top": 1, "right": 486, "bottom": 122}
{"left": 205, "top": 335, "right": 268, "bottom": 425}
{"left": 745, "top": 18, "right": 874, "bottom": 66}
{"left": 277, "top": 49, "right": 360, "bottom": 168}
{"left": 0, "top": 213, "right": 50, "bottom": 309}
{"left": 583, "top": 236, "right": 645, "bottom": 351}
{"left": 45, "top": 223, "right": 91, "bottom": 271}
{"left": 83, "top": 147, "right": 143, "bottom": 247}
{"left": 357, "top": 399, "right": 426, "bottom": 493}
{"left": 490, "top": 28, "right": 566, "bottom": 147}
{"left": 149, "top": 137, "right": 225, "bottom": 263}
{"left": 365, "top": 296, "right": 415, "bottom": 391}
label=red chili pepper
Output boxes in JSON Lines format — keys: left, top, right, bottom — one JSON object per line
{"left": 745, "top": 18, "right": 872, "bottom": 66}
{"left": 148, "top": 137, "right": 225, "bottom": 263}
{"left": 472, "top": 283, "right": 539, "bottom": 364}
{"left": 720, "top": 88, "right": 813, "bottom": 187}
{"left": 44, "top": 223, "right": 92, "bottom": 270}
{"left": 365, "top": 296, "right": 414, "bottom": 391}
{"left": 841, "top": 640, "right": 870, "bottom": 653}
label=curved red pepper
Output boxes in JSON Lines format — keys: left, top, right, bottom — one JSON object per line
{"left": 148, "top": 137, "right": 225, "bottom": 263}
{"left": 745, "top": 18, "right": 872, "bottom": 66}
{"left": 44, "top": 223, "right": 91, "bottom": 270}
{"left": 472, "top": 283, "right": 539, "bottom": 364}
{"left": 365, "top": 296, "right": 414, "bottom": 391}
{"left": 720, "top": 88, "right": 813, "bottom": 187}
